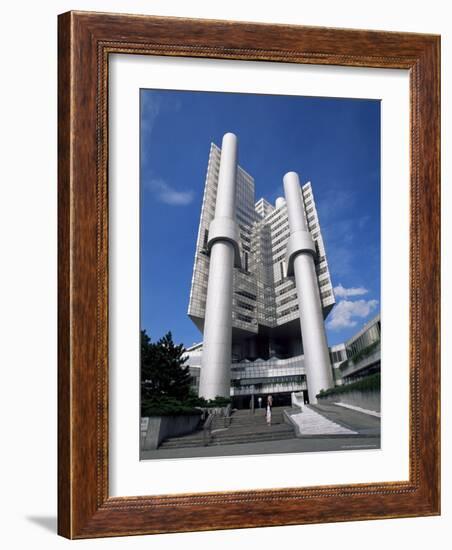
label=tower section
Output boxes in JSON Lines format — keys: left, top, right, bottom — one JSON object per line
{"left": 198, "top": 133, "right": 242, "bottom": 399}
{"left": 188, "top": 136, "right": 336, "bottom": 404}
{"left": 283, "top": 171, "right": 334, "bottom": 403}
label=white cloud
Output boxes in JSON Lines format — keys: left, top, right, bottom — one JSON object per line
{"left": 141, "top": 94, "right": 181, "bottom": 138}
{"left": 147, "top": 178, "right": 194, "bottom": 206}
{"left": 141, "top": 95, "right": 161, "bottom": 138}
{"left": 334, "top": 283, "right": 368, "bottom": 298}
{"left": 317, "top": 188, "right": 355, "bottom": 222}
{"left": 327, "top": 299, "right": 378, "bottom": 330}
{"left": 320, "top": 219, "right": 355, "bottom": 277}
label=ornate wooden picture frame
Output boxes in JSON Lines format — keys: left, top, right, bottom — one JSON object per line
{"left": 58, "top": 11, "right": 440, "bottom": 539}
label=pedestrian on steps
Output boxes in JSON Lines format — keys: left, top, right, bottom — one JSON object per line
{"left": 266, "top": 395, "right": 273, "bottom": 426}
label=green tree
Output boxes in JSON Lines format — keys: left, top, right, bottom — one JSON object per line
{"left": 140, "top": 330, "right": 192, "bottom": 402}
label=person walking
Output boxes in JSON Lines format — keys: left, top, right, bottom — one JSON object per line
{"left": 266, "top": 404, "right": 272, "bottom": 425}
{"left": 266, "top": 395, "right": 273, "bottom": 426}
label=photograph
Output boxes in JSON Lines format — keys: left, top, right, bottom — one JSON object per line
{"left": 139, "top": 89, "right": 382, "bottom": 460}
{"left": 0, "top": 0, "right": 444, "bottom": 544}
{"left": 48, "top": 2, "right": 441, "bottom": 541}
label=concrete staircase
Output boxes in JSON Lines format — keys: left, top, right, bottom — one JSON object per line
{"left": 159, "top": 407, "right": 296, "bottom": 449}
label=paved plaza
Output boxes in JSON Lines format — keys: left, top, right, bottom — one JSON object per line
{"left": 140, "top": 404, "right": 380, "bottom": 460}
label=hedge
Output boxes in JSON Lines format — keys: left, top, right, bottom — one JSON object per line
{"left": 141, "top": 398, "right": 202, "bottom": 417}
{"left": 317, "top": 373, "right": 380, "bottom": 399}
{"left": 141, "top": 395, "right": 231, "bottom": 417}
{"left": 339, "top": 339, "right": 380, "bottom": 370}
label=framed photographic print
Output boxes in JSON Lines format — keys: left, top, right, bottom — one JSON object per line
{"left": 58, "top": 11, "right": 440, "bottom": 538}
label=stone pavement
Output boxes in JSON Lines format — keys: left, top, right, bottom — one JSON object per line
{"left": 309, "top": 402, "right": 381, "bottom": 436}
{"left": 290, "top": 406, "right": 358, "bottom": 435}
{"left": 333, "top": 402, "right": 381, "bottom": 418}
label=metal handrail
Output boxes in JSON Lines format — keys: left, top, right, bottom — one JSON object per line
{"left": 223, "top": 403, "right": 232, "bottom": 427}
{"left": 202, "top": 411, "right": 216, "bottom": 446}
{"left": 202, "top": 405, "right": 233, "bottom": 445}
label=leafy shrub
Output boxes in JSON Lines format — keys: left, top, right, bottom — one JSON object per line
{"left": 339, "top": 340, "right": 380, "bottom": 370}
{"left": 207, "top": 395, "right": 231, "bottom": 407}
{"left": 316, "top": 373, "right": 380, "bottom": 399}
{"left": 141, "top": 396, "right": 203, "bottom": 417}
{"left": 141, "top": 395, "right": 231, "bottom": 417}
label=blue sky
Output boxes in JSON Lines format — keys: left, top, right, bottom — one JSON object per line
{"left": 140, "top": 89, "right": 380, "bottom": 348}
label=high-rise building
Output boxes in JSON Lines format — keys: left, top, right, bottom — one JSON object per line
{"left": 188, "top": 133, "right": 336, "bottom": 404}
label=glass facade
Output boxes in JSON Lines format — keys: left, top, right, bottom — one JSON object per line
{"left": 346, "top": 315, "right": 381, "bottom": 357}
{"left": 339, "top": 314, "right": 381, "bottom": 384}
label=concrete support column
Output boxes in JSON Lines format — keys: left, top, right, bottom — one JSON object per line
{"left": 199, "top": 133, "right": 239, "bottom": 400}
{"left": 283, "top": 172, "right": 333, "bottom": 403}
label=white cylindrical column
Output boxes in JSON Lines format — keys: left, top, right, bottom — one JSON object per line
{"left": 199, "top": 133, "right": 238, "bottom": 400}
{"left": 199, "top": 242, "right": 234, "bottom": 399}
{"left": 283, "top": 172, "right": 334, "bottom": 404}
{"left": 214, "top": 133, "right": 238, "bottom": 218}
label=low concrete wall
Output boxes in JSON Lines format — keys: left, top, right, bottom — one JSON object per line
{"left": 318, "top": 389, "right": 380, "bottom": 413}
{"left": 283, "top": 408, "right": 302, "bottom": 436}
{"left": 141, "top": 413, "right": 201, "bottom": 451}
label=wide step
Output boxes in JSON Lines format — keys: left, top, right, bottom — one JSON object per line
{"left": 159, "top": 407, "right": 296, "bottom": 449}
{"left": 159, "top": 430, "right": 295, "bottom": 449}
